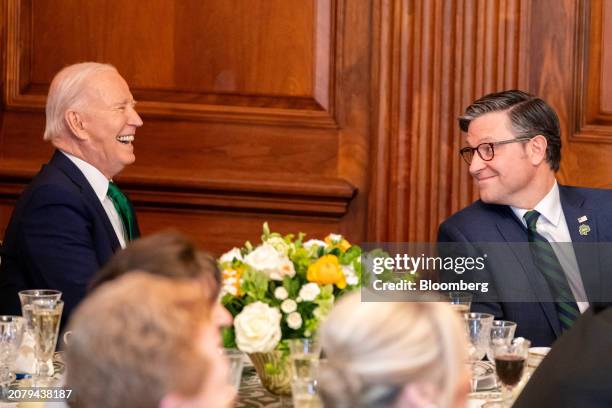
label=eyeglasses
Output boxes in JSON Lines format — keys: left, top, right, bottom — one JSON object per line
{"left": 459, "top": 136, "right": 533, "bottom": 165}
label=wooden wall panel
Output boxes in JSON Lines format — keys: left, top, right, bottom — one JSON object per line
{"left": 4, "top": 0, "right": 610, "bottom": 247}
{"left": 369, "top": 0, "right": 527, "bottom": 242}
{"left": 0, "top": 0, "right": 368, "bottom": 253}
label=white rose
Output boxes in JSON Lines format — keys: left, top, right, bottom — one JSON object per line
{"left": 281, "top": 299, "right": 297, "bottom": 314}
{"left": 299, "top": 283, "right": 321, "bottom": 302}
{"left": 342, "top": 265, "right": 359, "bottom": 286}
{"left": 287, "top": 312, "right": 303, "bottom": 330}
{"left": 303, "top": 239, "right": 327, "bottom": 250}
{"left": 268, "top": 257, "right": 296, "bottom": 281}
{"left": 265, "top": 236, "right": 290, "bottom": 256}
{"left": 274, "top": 287, "right": 288, "bottom": 300}
{"left": 234, "top": 302, "right": 281, "bottom": 353}
{"left": 244, "top": 244, "right": 283, "bottom": 271}
{"left": 220, "top": 247, "right": 243, "bottom": 263}
{"left": 327, "top": 233, "right": 343, "bottom": 244}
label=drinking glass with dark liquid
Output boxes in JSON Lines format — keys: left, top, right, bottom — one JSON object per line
{"left": 492, "top": 337, "right": 531, "bottom": 406}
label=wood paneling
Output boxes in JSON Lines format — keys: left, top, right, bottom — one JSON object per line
{"left": 369, "top": 0, "right": 527, "bottom": 242}
{"left": 3, "top": 0, "right": 611, "bottom": 247}
{"left": 0, "top": 0, "right": 369, "bottom": 252}
{"left": 5, "top": 0, "right": 336, "bottom": 127}
{"left": 572, "top": 0, "right": 612, "bottom": 142}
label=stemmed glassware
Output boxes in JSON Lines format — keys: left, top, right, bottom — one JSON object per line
{"left": 31, "top": 299, "right": 63, "bottom": 383}
{"left": 0, "top": 316, "right": 24, "bottom": 393}
{"left": 18, "top": 290, "right": 63, "bottom": 385}
{"left": 448, "top": 292, "right": 472, "bottom": 315}
{"left": 288, "top": 338, "right": 323, "bottom": 408}
{"left": 464, "top": 312, "right": 494, "bottom": 391}
{"left": 18, "top": 290, "right": 62, "bottom": 337}
{"left": 492, "top": 338, "right": 531, "bottom": 406}
{"left": 486, "top": 320, "right": 517, "bottom": 362}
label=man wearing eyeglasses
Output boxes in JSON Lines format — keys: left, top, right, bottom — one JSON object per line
{"left": 438, "top": 90, "right": 612, "bottom": 347}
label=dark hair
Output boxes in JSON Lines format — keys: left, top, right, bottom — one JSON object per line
{"left": 89, "top": 231, "right": 221, "bottom": 301}
{"left": 458, "top": 90, "right": 561, "bottom": 171}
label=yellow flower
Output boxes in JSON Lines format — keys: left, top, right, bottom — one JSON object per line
{"left": 307, "top": 255, "right": 346, "bottom": 289}
{"left": 324, "top": 235, "right": 351, "bottom": 252}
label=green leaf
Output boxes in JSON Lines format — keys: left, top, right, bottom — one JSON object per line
{"left": 221, "top": 327, "right": 236, "bottom": 348}
{"left": 241, "top": 269, "right": 270, "bottom": 301}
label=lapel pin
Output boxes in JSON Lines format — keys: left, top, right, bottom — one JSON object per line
{"left": 579, "top": 224, "right": 591, "bottom": 236}
{"left": 578, "top": 216, "right": 588, "bottom": 223}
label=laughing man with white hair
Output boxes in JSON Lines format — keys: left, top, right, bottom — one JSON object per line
{"left": 0, "top": 62, "right": 143, "bottom": 323}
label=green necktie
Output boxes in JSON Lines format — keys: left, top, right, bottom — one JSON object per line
{"left": 524, "top": 210, "right": 580, "bottom": 331}
{"left": 107, "top": 181, "right": 136, "bottom": 241}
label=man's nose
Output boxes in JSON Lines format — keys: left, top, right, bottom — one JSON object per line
{"left": 129, "top": 107, "right": 144, "bottom": 127}
{"left": 469, "top": 152, "right": 486, "bottom": 176}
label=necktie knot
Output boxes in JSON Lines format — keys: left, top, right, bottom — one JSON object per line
{"left": 524, "top": 210, "right": 540, "bottom": 231}
{"left": 106, "top": 182, "right": 135, "bottom": 241}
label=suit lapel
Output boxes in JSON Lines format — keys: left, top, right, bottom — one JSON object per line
{"left": 49, "top": 150, "right": 122, "bottom": 251}
{"left": 495, "top": 206, "right": 561, "bottom": 337}
{"left": 559, "top": 186, "right": 600, "bottom": 303}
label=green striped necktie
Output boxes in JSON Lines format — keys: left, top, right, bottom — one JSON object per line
{"left": 524, "top": 210, "right": 580, "bottom": 331}
{"left": 106, "top": 181, "right": 136, "bottom": 241}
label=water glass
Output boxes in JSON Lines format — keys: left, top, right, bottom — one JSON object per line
{"left": 32, "top": 299, "right": 63, "bottom": 381}
{"left": 448, "top": 291, "right": 472, "bottom": 314}
{"left": 492, "top": 337, "right": 531, "bottom": 406}
{"left": 0, "top": 316, "right": 24, "bottom": 383}
{"left": 464, "top": 313, "right": 494, "bottom": 391}
{"left": 18, "top": 290, "right": 62, "bottom": 335}
{"left": 292, "top": 377, "right": 323, "bottom": 408}
{"left": 288, "top": 338, "right": 321, "bottom": 380}
{"left": 223, "top": 348, "right": 244, "bottom": 391}
{"left": 486, "top": 320, "right": 517, "bottom": 362}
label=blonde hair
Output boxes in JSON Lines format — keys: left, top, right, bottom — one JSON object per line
{"left": 66, "top": 272, "right": 213, "bottom": 408}
{"left": 319, "top": 293, "right": 467, "bottom": 408}
{"left": 44, "top": 62, "right": 117, "bottom": 141}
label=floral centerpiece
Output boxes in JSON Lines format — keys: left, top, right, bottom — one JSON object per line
{"left": 218, "top": 223, "right": 361, "bottom": 394}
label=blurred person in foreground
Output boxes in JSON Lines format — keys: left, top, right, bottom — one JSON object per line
{"left": 88, "top": 230, "right": 231, "bottom": 327}
{"left": 66, "top": 272, "right": 235, "bottom": 408}
{"left": 0, "top": 62, "right": 143, "bottom": 322}
{"left": 318, "top": 293, "right": 470, "bottom": 408}
{"left": 514, "top": 303, "right": 612, "bottom": 408}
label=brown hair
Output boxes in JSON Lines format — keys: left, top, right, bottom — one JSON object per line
{"left": 67, "top": 272, "right": 213, "bottom": 408}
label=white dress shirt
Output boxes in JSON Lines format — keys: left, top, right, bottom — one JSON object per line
{"left": 61, "top": 151, "right": 127, "bottom": 248}
{"left": 511, "top": 182, "right": 589, "bottom": 313}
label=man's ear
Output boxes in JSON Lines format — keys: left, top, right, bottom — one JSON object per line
{"left": 529, "top": 134, "right": 548, "bottom": 165}
{"left": 65, "top": 110, "right": 88, "bottom": 141}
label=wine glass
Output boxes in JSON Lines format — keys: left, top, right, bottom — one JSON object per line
{"left": 0, "top": 316, "right": 24, "bottom": 389}
{"left": 32, "top": 299, "right": 63, "bottom": 385}
{"left": 448, "top": 292, "right": 472, "bottom": 315}
{"left": 288, "top": 338, "right": 321, "bottom": 380}
{"left": 18, "top": 290, "right": 62, "bottom": 336}
{"left": 486, "top": 320, "right": 517, "bottom": 362}
{"left": 464, "top": 313, "right": 494, "bottom": 391}
{"left": 492, "top": 337, "right": 531, "bottom": 406}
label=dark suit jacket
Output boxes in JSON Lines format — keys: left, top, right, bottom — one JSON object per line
{"left": 0, "top": 150, "right": 140, "bottom": 323}
{"left": 514, "top": 304, "right": 612, "bottom": 408}
{"left": 438, "top": 185, "right": 612, "bottom": 347}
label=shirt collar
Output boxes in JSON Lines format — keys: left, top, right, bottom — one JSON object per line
{"left": 511, "top": 181, "right": 561, "bottom": 227}
{"left": 60, "top": 151, "right": 109, "bottom": 202}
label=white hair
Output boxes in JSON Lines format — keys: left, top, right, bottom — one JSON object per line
{"left": 319, "top": 293, "right": 467, "bottom": 408}
{"left": 44, "top": 62, "right": 117, "bottom": 141}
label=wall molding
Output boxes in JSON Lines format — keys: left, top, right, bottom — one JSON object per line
{"left": 3, "top": 0, "right": 339, "bottom": 129}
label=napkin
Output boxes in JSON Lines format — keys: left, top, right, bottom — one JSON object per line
{"left": 14, "top": 332, "right": 54, "bottom": 376}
